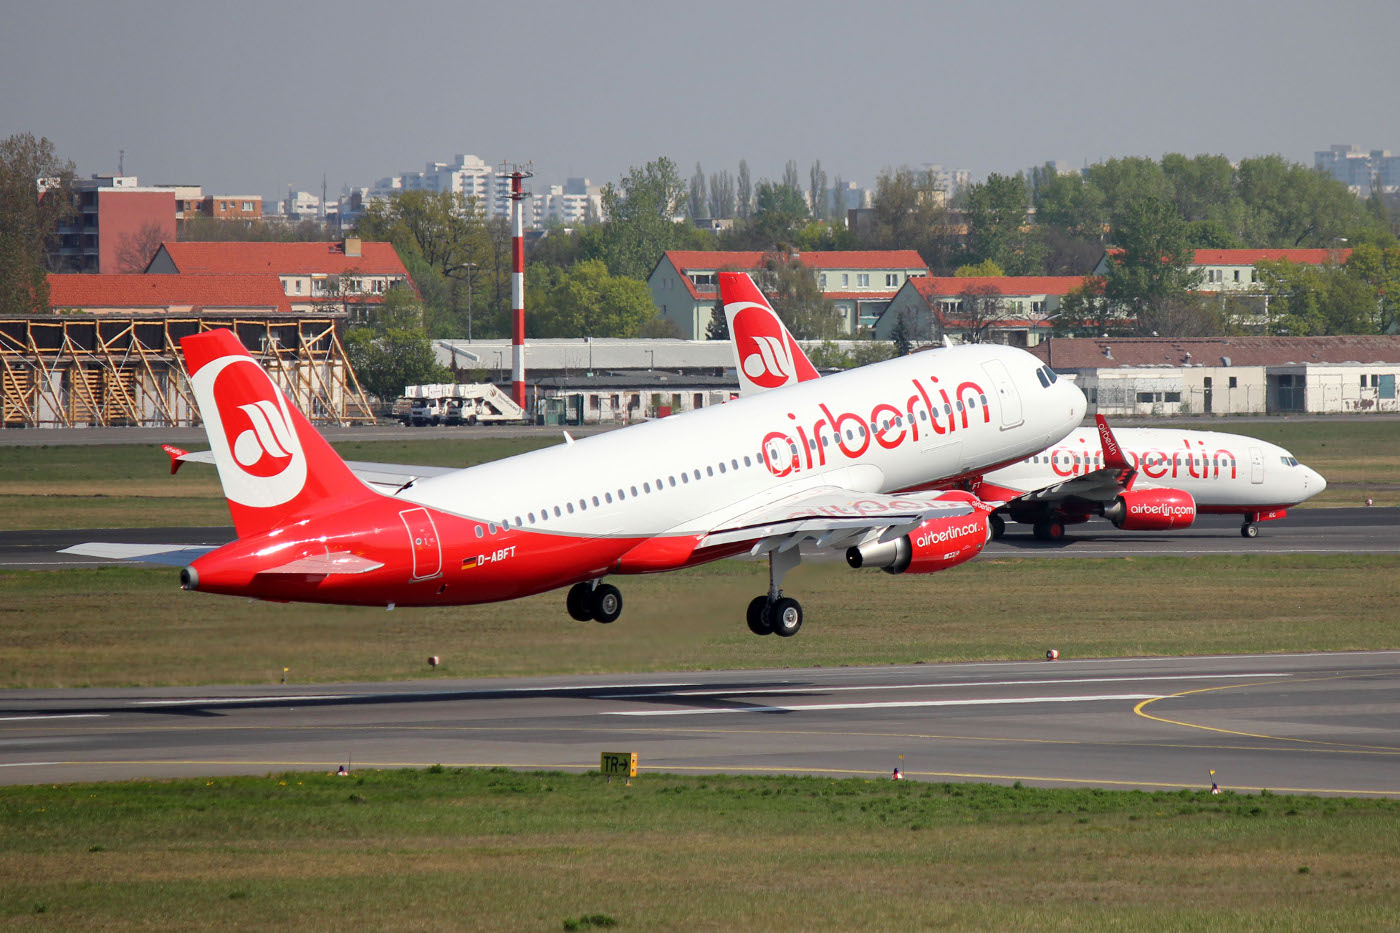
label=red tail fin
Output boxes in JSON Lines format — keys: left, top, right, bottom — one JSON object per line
{"left": 719, "top": 272, "right": 820, "bottom": 395}
{"left": 181, "top": 329, "right": 372, "bottom": 538}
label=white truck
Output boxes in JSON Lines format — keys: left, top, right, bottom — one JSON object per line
{"left": 399, "top": 383, "right": 527, "bottom": 426}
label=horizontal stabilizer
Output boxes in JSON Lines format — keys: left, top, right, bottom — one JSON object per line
{"left": 166, "top": 447, "right": 455, "bottom": 492}
{"left": 256, "top": 552, "right": 384, "bottom": 575}
{"left": 58, "top": 543, "right": 219, "bottom": 566}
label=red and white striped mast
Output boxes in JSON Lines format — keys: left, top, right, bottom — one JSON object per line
{"left": 504, "top": 162, "right": 533, "bottom": 412}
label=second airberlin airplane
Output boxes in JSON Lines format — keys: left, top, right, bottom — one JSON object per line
{"left": 76, "top": 273, "right": 1085, "bottom": 637}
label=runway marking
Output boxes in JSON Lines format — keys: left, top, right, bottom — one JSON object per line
{"left": 136, "top": 696, "right": 353, "bottom": 706}
{"left": 0, "top": 714, "right": 107, "bottom": 722}
{"left": 606, "top": 693, "right": 1163, "bottom": 716}
{"left": 129, "top": 683, "right": 700, "bottom": 707}
{"left": 8, "top": 758, "right": 1394, "bottom": 797}
{"left": 607, "top": 673, "right": 1287, "bottom": 699}
{"left": 1135, "top": 674, "right": 1400, "bottom": 752}
{"left": 0, "top": 761, "right": 63, "bottom": 768}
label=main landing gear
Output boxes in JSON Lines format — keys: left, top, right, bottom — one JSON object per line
{"left": 1241, "top": 519, "right": 1258, "bottom": 539}
{"left": 566, "top": 580, "right": 623, "bottom": 623}
{"left": 1032, "top": 518, "right": 1066, "bottom": 542}
{"left": 989, "top": 514, "right": 1006, "bottom": 540}
{"left": 746, "top": 543, "right": 804, "bottom": 637}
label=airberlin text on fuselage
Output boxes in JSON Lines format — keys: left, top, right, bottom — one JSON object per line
{"left": 761, "top": 376, "right": 990, "bottom": 478}
{"left": 915, "top": 521, "right": 985, "bottom": 548}
{"left": 1048, "top": 437, "right": 1240, "bottom": 481}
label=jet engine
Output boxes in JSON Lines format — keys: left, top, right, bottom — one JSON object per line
{"left": 1103, "top": 487, "right": 1196, "bottom": 531}
{"left": 845, "top": 513, "right": 989, "bottom": 575}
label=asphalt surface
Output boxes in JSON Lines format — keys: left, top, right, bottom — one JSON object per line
{"left": 5, "top": 507, "right": 1396, "bottom": 570}
{"left": 0, "top": 652, "right": 1395, "bottom": 794}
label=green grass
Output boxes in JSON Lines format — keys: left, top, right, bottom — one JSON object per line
{"left": 2, "top": 554, "right": 1396, "bottom": 688}
{"left": 0, "top": 419, "right": 1394, "bottom": 530}
{"left": 1, "top": 769, "right": 1396, "bottom": 931}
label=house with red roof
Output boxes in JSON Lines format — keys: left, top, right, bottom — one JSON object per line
{"left": 873, "top": 275, "right": 1084, "bottom": 347}
{"left": 146, "top": 237, "right": 413, "bottom": 318}
{"left": 46, "top": 274, "right": 293, "bottom": 315}
{"left": 1093, "top": 248, "right": 1354, "bottom": 293}
{"left": 647, "top": 250, "right": 929, "bottom": 338}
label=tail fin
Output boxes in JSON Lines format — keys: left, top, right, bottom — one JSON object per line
{"left": 181, "top": 329, "right": 372, "bottom": 538}
{"left": 718, "top": 272, "right": 820, "bottom": 396}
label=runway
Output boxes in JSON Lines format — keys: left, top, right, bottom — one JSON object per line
{"left": 5, "top": 506, "right": 1397, "bottom": 570}
{"left": 0, "top": 652, "right": 1396, "bottom": 794}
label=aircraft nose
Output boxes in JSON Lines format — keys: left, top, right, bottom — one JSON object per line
{"left": 1065, "top": 381, "right": 1087, "bottom": 424}
{"left": 1307, "top": 467, "right": 1327, "bottom": 496}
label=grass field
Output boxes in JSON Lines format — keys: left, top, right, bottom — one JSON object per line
{"left": 1, "top": 769, "right": 1397, "bottom": 931}
{"left": 2, "top": 553, "right": 1396, "bottom": 688}
{"left": 0, "top": 419, "right": 1395, "bottom": 529}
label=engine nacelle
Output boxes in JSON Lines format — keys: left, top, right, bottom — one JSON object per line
{"left": 1104, "top": 488, "right": 1196, "bottom": 531}
{"left": 845, "top": 513, "right": 988, "bottom": 575}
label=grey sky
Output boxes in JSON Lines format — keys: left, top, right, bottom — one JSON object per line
{"left": 4, "top": 0, "right": 1397, "bottom": 203}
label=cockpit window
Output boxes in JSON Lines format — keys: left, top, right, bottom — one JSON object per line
{"left": 1281, "top": 456, "right": 1298, "bottom": 467}
{"left": 1036, "top": 368, "right": 1049, "bottom": 388}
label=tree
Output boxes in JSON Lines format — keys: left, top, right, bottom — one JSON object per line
{"left": 687, "top": 162, "right": 707, "bottom": 220}
{"left": 752, "top": 254, "right": 843, "bottom": 339}
{"left": 708, "top": 169, "right": 736, "bottom": 219}
{"left": 597, "top": 157, "right": 692, "bottom": 281}
{"left": 705, "top": 300, "right": 729, "bottom": 340}
{"left": 890, "top": 311, "right": 912, "bottom": 356}
{"left": 1102, "top": 196, "right": 1204, "bottom": 336}
{"left": 1345, "top": 243, "right": 1400, "bottom": 333}
{"left": 1255, "top": 258, "right": 1380, "bottom": 335}
{"left": 964, "top": 172, "right": 1042, "bottom": 274}
{"left": 830, "top": 174, "right": 846, "bottom": 219}
{"left": 0, "top": 133, "right": 74, "bottom": 315}
{"left": 945, "top": 283, "right": 1010, "bottom": 344}
{"left": 1032, "top": 165, "right": 1106, "bottom": 239}
{"left": 113, "top": 221, "right": 169, "bottom": 273}
{"left": 862, "top": 166, "right": 958, "bottom": 270}
{"left": 1052, "top": 277, "right": 1129, "bottom": 337}
{"left": 344, "top": 325, "right": 450, "bottom": 402}
{"left": 954, "top": 259, "right": 1005, "bottom": 277}
{"left": 747, "top": 180, "right": 810, "bottom": 249}
{"left": 1086, "top": 157, "right": 1173, "bottom": 229}
{"left": 736, "top": 160, "right": 752, "bottom": 220}
{"left": 782, "top": 160, "right": 802, "bottom": 197}
{"left": 808, "top": 160, "right": 827, "bottom": 221}
{"left": 530, "top": 260, "right": 659, "bottom": 337}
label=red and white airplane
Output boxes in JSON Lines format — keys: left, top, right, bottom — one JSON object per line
{"left": 64, "top": 273, "right": 1084, "bottom": 637}
{"left": 724, "top": 286, "right": 1326, "bottom": 541}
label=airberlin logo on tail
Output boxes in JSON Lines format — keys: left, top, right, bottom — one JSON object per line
{"left": 190, "top": 355, "right": 307, "bottom": 508}
{"left": 729, "top": 302, "right": 796, "bottom": 388}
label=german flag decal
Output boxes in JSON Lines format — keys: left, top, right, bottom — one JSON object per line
{"left": 461, "top": 557, "right": 478, "bottom": 570}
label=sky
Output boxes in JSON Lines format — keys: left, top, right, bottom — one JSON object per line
{"left": 4, "top": 0, "right": 1398, "bottom": 204}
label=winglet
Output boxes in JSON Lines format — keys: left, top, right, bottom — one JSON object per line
{"left": 162, "top": 444, "right": 189, "bottom": 475}
{"left": 1094, "top": 415, "right": 1129, "bottom": 471}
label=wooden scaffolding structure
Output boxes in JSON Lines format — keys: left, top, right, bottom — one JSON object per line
{"left": 0, "top": 314, "right": 377, "bottom": 428}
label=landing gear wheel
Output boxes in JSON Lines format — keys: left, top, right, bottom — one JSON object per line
{"left": 746, "top": 596, "right": 773, "bottom": 636}
{"left": 768, "top": 597, "right": 803, "bottom": 638}
{"left": 1033, "top": 520, "right": 1065, "bottom": 542}
{"left": 566, "top": 582, "right": 594, "bottom": 621}
{"left": 989, "top": 514, "right": 1006, "bottom": 540}
{"left": 1241, "top": 522, "right": 1258, "bottom": 539}
{"left": 590, "top": 584, "right": 623, "bottom": 623}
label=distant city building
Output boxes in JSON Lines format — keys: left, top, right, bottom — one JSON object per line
{"left": 50, "top": 174, "right": 177, "bottom": 274}
{"left": 1315, "top": 144, "right": 1400, "bottom": 196}
{"left": 921, "top": 163, "right": 970, "bottom": 199}
{"left": 648, "top": 250, "right": 929, "bottom": 338}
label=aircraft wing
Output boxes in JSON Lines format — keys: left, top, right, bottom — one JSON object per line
{"left": 166, "top": 447, "right": 456, "bottom": 492}
{"left": 698, "top": 486, "right": 985, "bottom": 553}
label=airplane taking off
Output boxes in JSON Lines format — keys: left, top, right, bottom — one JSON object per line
{"left": 63, "top": 274, "right": 1084, "bottom": 637}
{"left": 723, "top": 283, "right": 1326, "bottom": 540}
